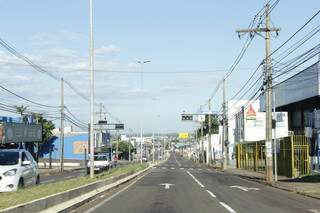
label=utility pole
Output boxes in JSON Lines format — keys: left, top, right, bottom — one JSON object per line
{"left": 236, "top": 2, "right": 280, "bottom": 182}
{"left": 208, "top": 100, "right": 212, "bottom": 165}
{"left": 89, "top": 0, "right": 95, "bottom": 178}
{"left": 116, "top": 130, "right": 119, "bottom": 160}
{"left": 59, "top": 78, "right": 65, "bottom": 172}
{"left": 158, "top": 132, "right": 160, "bottom": 160}
{"left": 152, "top": 132, "right": 155, "bottom": 163}
{"left": 200, "top": 123, "right": 204, "bottom": 163}
{"left": 222, "top": 79, "right": 227, "bottom": 170}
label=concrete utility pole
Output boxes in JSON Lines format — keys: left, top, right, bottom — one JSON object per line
{"left": 236, "top": 2, "right": 280, "bottom": 182}
{"left": 116, "top": 130, "right": 119, "bottom": 160}
{"left": 208, "top": 100, "right": 212, "bottom": 165}
{"left": 158, "top": 132, "right": 160, "bottom": 160}
{"left": 59, "top": 78, "right": 65, "bottom": 172}
{"left": 152, "top": 132, "right": 155, "bottom": 163}
{"left": 201, "top": 123, "right": 204, "bottom": 163}
{"left": 222, "top": 79, "right": 227, "bottom": 170}
{"left": 89, "top": 0, "right": 95, "bottom": 178}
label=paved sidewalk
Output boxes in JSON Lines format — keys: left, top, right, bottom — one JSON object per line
{"left": 225, "top": 168, "right": 320, "bottom": 200}
{"left": 39, "top": 167, "right": 83, "bottom": 176}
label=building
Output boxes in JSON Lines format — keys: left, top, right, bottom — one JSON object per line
{"left": 260, "top": 61, "right": 320, "bottom": 171}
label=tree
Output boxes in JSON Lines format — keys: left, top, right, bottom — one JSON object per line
{"left": 197, "top": 115, "right": 219, "bottom": 137}
{"left": 111, "top": 141, "right": 134, "bottom": 160}
{"left": 32, "top": 113, "right": 56, "bottom": 157}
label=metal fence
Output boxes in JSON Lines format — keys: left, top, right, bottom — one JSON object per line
{"left": 236, "top": 135, "right": 310, "bottom": 178}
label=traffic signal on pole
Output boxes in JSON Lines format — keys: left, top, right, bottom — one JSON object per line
{"left": 181, "top": 114, "right": 193, "bottom": 121}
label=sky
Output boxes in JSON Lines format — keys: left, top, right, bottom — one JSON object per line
{"left": 0, "top": 0, "right": 319, "bottom": 134}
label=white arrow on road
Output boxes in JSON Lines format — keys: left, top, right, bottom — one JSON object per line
{"left": 230, "top": 185, "right": 260, "bottom": 192}
{"left": 160, "top": 183, "right": 175, "bottom": 189}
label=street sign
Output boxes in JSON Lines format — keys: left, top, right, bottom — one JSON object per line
{"left": 198, "top": 115, "right": 205, "bottom": 123}
{"left": 181, "top": 114, "right": 193, "bottom": 121}
{"left": 0, "top": 123, "right": 42, "bottom": 143}
{"left": 179, "top": 133, "right": 189, "bottom": 139}
{"left": 115, "top": 124, "right": 124, "bottom": 130}
{"left": 98, "top": 120, "right": 107, "bottom": 125}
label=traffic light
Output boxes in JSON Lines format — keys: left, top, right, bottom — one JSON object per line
{"left": 181, "top": 114, "right": 193, "bottom": 121}
{"left": 115, "top": 124, "right": 124, "bottom": 130}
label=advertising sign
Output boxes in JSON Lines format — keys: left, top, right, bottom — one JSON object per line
{"left": 73, "top": 141, "right": 88, "bottom": 154}
{"left": 179, "top": 133, "right": 189, "bottom": 139}
{"left": 0, "top": 123, "right": 42, "bottom": 143}
{"left": 242, "top": 105, "right": 288, "bottom": 141}
{"left": 198, "top": 115, "right": 205, "bottom": 123}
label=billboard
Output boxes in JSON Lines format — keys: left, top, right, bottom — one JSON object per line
{"left": 234, "top": 103, "right": 289, "bottom": 142}
{"left": 73, "top": 141, "right": 88, "bottom": 154}
{"left": 0, "top": 123, "right": 42, "bottom": 144}
{"left": 179, "top": 133, "right": 189, "bottom": 139}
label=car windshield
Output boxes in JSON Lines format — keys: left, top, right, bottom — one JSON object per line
{"left": 0, "top": 151, "right": 19, "bottom": 165}
{"left": 94, "top": 155, "right": 108, "bottom": 161}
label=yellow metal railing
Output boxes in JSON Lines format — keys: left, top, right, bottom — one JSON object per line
{"left": 236, "top": 135, "right": 310, "bottom": 178}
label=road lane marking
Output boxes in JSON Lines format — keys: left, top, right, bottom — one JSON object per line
{"left": 85, "top": 170, "right": 149, "bottom": 213}
{"left": 171, "top": 167, "right": 175, "bottom": 170}
{"left": 189, "top": 168, "right": 194, "bottom": 170}
{"left": 198, "top": 168, "right": 202, "bottom": 171}
{"left": 159, "top": 183, "right": 174, "bottom": 189}
{"left": 206, "top": 190, "right": 216, "bottom": 198}
{"left": 161, "top": 167, "right": 166, "bottom": 169}
{"left": 180, "top": 168, "right": 184, "bottom": 170}
{"left": 309, "top": 210, "right": 320, "bottom": 213}
{"left": 186, "top": 171, "right": 204, "bottom": 188}
{"left": 230, "top": 186, "right": 260, "bottom": 192}
{"left": 219, "top": 202, "right": 236, "bottom": 213}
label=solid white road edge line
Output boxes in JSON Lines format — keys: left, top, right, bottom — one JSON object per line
{"left": 186, "top": 171, "right": 204, "bottom": 188}
{"left": 219, "top": 202, "right": 236, "bottom": 213}
{"left": 206, "top": 190, "right": 216, "bottom": 198}
{"left": 85, "top": 171, "right": 150, "bottom": 213}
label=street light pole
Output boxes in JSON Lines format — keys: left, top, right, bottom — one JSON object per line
{"left": 89, "top": 0, "right": 95, "bottom": 178}
{"left": 137, "top": 60, "right": 151, "bottom": 164}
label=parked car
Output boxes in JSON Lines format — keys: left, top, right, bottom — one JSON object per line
{"left": 87, "top": 154, "right": 111, "bottom": 174}
{"left": 0, "top": 149, "right": 40, "bottom": 192}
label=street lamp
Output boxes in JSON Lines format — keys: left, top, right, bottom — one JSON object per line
{"left": 89, "top": 0, "right": 95, "bottom": 178}
{"left": 137, "top": 60, "right": 151, "bottom": 164}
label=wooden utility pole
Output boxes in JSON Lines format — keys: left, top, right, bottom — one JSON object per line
{"left": 236, "top": 3, "right": 280, "bottom": 182}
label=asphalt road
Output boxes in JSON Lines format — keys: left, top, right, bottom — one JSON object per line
{"left": 83, "top": 152, "right": 320, "bottom": 213}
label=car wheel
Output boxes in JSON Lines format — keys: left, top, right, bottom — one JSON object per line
{"left": 36, "top": 175, "right": 40, "bottom": 185}
{"left": 18, "top": 178, "right": 24, "bottom": 188}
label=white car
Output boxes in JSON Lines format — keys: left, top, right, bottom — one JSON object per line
{"left": 87, "top": 154, "right": 110, "bottom": 173}
{"left": 0, "top": 149, "right": 40, "bottom": 192}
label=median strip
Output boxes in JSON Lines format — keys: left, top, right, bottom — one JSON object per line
{"left": 0, "top": 163, "right": 148, "bottom": 212}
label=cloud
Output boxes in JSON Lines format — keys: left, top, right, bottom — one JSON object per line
{"left": 95, "top": 45, "right": 120, "bottom": 55}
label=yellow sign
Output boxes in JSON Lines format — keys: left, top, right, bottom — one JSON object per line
{"left": 179, "top": 133, "right": 189, "bottom": 139}
{"left": 73, "top": 141, "right": 88, "bottom": 154}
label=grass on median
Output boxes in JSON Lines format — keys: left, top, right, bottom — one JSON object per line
{"left": 0, "top": 163, "right": 148, "bottom": 210}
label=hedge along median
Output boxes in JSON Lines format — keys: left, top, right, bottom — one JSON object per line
{"left": 0, "top": 163, "right": 148, "bottom": 211}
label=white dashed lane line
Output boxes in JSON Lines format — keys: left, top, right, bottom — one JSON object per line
{"left": 219, "top": 202, "right": 237, "bottom": 213}
{"left": 186, "top": 171, "right": 204, "bottom": 188}
{"left": 206, "top": 190, "right": 216, "bottom": 198}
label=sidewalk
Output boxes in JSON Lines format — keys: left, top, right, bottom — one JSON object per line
{"left": 224, "top": 168, "right": 320, "bottom": 200}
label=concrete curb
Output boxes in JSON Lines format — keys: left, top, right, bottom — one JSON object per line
{"left": 0, "top": 164, "right": 153, "bottom": 213}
